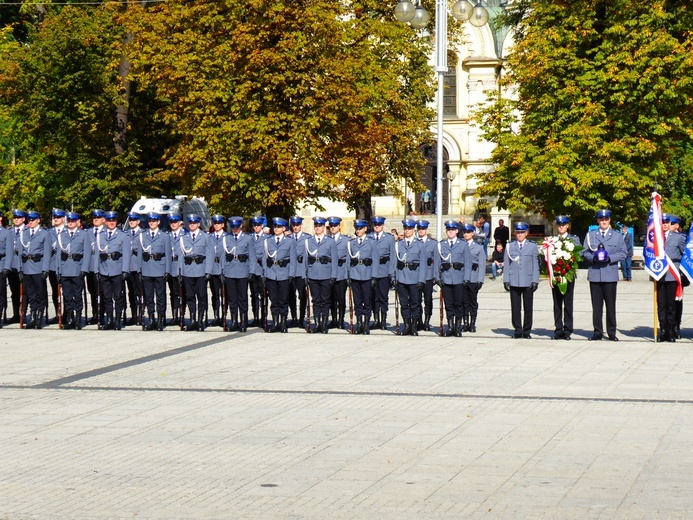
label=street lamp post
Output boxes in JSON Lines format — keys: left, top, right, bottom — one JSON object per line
{"left": 395, "top": 0, "right": 489, "bottom": 240}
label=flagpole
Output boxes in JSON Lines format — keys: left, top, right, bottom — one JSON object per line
{"left": 653, "top": 283, "right": 658, "bottom": 342}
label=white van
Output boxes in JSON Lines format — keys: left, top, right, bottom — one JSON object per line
{"left": 124, "top": 195, "right": 212, "bottom": 232}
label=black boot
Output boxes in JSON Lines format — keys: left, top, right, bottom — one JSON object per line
{"left": 411, "top": 318, "right": 419, "bottom": 336}
{"left": 35, "top": 310, "right": 44, "bottom": 330}
{"left": 423, "top": 315, "right": 431, "bottom": 332}
{"left": 157, "top": 314, "right": 165, "bottom": 331}
{"left": 114, "top": 312, "right": 122, "bottom": 330}
{"left": 470, "top": 314, "right": 477, "bottom": 333}
{"left": 229, "top": 310, "right": 239, "bottom": 331}
{"left": 676, "top": 324, "right": 682, "bottom": 339}
{"left": 75, "top": 311, "right": 83, "bottom": 330}
{"left": 657, "top": 327, "right": 668, "bottom": 342}
{"left": 185, "top": 309, "right": 198, "bottom": 331}
{"left": 454, "top": 317, "right": 462, "bottom": 337}
{"left": 240, "top": 312, "right": 248, "bottom": 332}
{"left": 380, "top": 310, "right": 387, "bottom": 330}
{"left": 463, "top": 315, "right": 470, "bottom": 332}
{"left": 355, "top": 315, "right": 363, "bottom": 334}
{"left": 198, "top": 310, "right": 206, "bottom": 331}
{"left": 26, "top": 310, "right": 36, "bottom": 329}
{"left": 402, "top": 318, "right": 411, "bottom": 336}
{"left": 312, "top": 314, "right": 322, "bottom": 333}
{"left": 48, "top": 309, "right": 59, "bottom": 325}
{"left": 169, "top": 308, "right": 179, "bottom": 327}
{"left": 63, "top": 311, "right": 74, "bottom": 329}
{"left": 445, "top": 318, "right": 455, "bottom": 337}
{"left": 416, "top": 317, "right": 424, "bottom": 331}
{"left": 269, "top": 314, "right": 279, "bottom": 333}
{"left": 372, "top": 310, "right": 381, "bottom": 330}
{"left": 668, "top": 324, "right": 676, "bottom": 343}
{"left": 103, "top": 313, "right": 114, "bottom": 330}
{"left": 321, "top": 315, "right": 329, "bottom": 334}
{"left": 281, "top": 315, "right": 288, "bottom": 333}
{"left": 146, "top": 313, "right": 157, "bottom": 331}
{"left": 363, "top": 316, "right": 370, "bottom": 335}
{"left": 339, "top": 313, "right": 346, "bottom": 331}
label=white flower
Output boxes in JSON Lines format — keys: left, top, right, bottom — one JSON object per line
{"left": 565, "top": 241, "right": 574, "bottom": 252}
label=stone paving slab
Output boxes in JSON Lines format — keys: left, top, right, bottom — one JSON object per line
{"left": 2, "top": 270, "right": 693, "bottom": 518}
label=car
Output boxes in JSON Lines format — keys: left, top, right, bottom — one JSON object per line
{"left": 124, "top": 195, "right": 212, "bottom": 232}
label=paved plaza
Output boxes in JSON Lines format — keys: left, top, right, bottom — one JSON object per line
{"left": 2, "top": 270, "right": 693, "bottom": 518}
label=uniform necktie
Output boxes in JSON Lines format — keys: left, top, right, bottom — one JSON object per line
{"left": 317, "top": 238, "right": 321, "bottom": 245}
{"left": 406, "top": 240, "right": 411, "bottom": 247}
{"left": 30, "top": 229, "right": 35, "bottom": 238}
{"left": 192, "top": 233, "right": 196, "bottom": 242}
{"left": 15, "top": 228, "right": 19, "bottom": 237}
{"left": 234, "top": 234, "right": 238, "bottom": 241}
{"left": 108, "top": 231, "right": 112, "bottom": 240}
{"left": 94, "top": 228, "right": 98, "bottom": 237}
{"left": 519, "top": 242, "right": 523, "bottom": 250}
{"left": 152, "top": 232, "right": 155, "bottom": 240}
{"left": 359, "top": 238, "right": 362, "bottom": 246}
{"left": 294, "top": 233, "right": 298, "bottom": 240}
{"left": 70, "top": 231, "right": 74, "bottom": 238}
{"left": 449, "top": 240, "right": 453, "bottom": 247}
{"left": 376, "top": 234, "right": 380, "bottom": 242}
{"left": 277, "top": 237, "right": 280, "bottom": 245}
{"left": 132, "top": 230, "right": 136, "bottom": 237}
{"left": 601, "top": 231, "right": 606, "bottom": 238}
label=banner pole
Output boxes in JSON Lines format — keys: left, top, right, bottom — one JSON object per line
{"left": 654, "top": 282, "right": 658, "bottom": 342}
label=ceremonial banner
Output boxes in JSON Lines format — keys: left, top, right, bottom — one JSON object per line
{"left": 680, "top": 223, "right": 693, "bottom": 283}
{"left": 643, "top": 192, "right": 667, "bottom": 280}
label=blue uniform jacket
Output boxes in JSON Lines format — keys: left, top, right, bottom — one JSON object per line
{"left": 57, "top": 228, "right": 92, "bottom": 277}
{"left": 48, "top": 226, "right": 66, "bottom": 272}
{"left": 368, "top": 232, "right": 396, "bottom": 278}
{"left": 220, "top": 232, "right": 256, "bottom": 279}
{"left": 86, "top": 226, "right": 104, "bottom": 273}
{"left": 126, "top": 228, "right": 142, "bottom": 272}
{"left": 581, "top": 228, "right": 627, "bottom": 283}
{"left": 330, "top": 233, "right": 349, "bottom": 281}
{"left": 418, "top": 237, "right": 436, "bottom": 281}
{"left": 137, "top": 230, "right": 172, "bottom": 277}
{"left": 168, "top": 229, "right": 186, "bottom": 277}
{"left": 251, "top": 232, "right": 267, "bottom": 276}
{"left": 0, "top": 227, "right": 14, "bottom": 272}
{"left": 304, "top": 235, "right": 338, "bottom": 280}
{"left": 434, "top": 238, "right": 473, "bottom": 285}
{"left": 346, "top": 237, "right": 375, "bottom": 281}
{"left": 503, "top": 240, "right": 540, "bottom": 287}
{"left": 394, "top": 238, "right": 427, "bottom": 285}
{"left": 468, "top": 241, "right": 486, "bottom": 284}
{"left": 662, "top": 231, "right": 686, "bottom": 283}
{"left": 92, "top": 228, "right": 130, "bottom": 277}
{"left": 205, "top": 231, "right": 227, "bottom": 276}
{"left": 263, "top": 235, "right": 296, "bottom": 281}
{"left": 19, "top": 227, "right": 52, "bottom": 275}
{"left": 292, "top": 232, "right": 311, "bottom": 276}
{"left": 11, "top": 225, "right": 25, "bottom": 271}
{"left": 179, "top": 230, "right": 208, "bottom": 278}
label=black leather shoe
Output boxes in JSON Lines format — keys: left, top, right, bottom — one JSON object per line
{"left": 552, "top": 332, "right": 563, "bottom": 340}
{"left": 563, "top": 334, "right": 571, "bottom": 340}
{"left": 522, "top": 332, "right": 531, "bottom": 339}
{"left": 513, "top": 333, "right": 522, "bottom": 339}
{"left": 588, "top": 334, "right": 603, "bottom": 341}
{"left": 608, "top": 335, "right": 619, "bottom": 341}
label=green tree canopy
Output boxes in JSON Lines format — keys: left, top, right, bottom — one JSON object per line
{"left": 475, "top": 0, "right": 693, "bottom": 225}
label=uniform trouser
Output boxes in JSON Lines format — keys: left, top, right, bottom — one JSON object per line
{"left": 509, "top": 285, "right": 533, "bottom": 334}
{"left": 397, "top": 283, "right": 420, "bottom": 320}
{"left": 8, "top": 269, "right": 21, "bottom": 317}
{"left": 249, "top": 273, "right": 263, "bottom": 318}
{"left": 0, "top": 271, "right": 7, "bottom": 313}
{"left": 266, "top": 279, "right": 290, "bottom": 318}
{"left": 208, "top": 274, "right": 222, "bottom": 315}
{"left": 101, "top": 274, "right": 124, "bottom": 315}
{"left": 289, "top": 271, "right": 307, "bottom": 320}
{"left": 24, "top": 274, "right": 47, "bottom": 313}
{"left": 225, "top": 277, "right": 249, "bottom": 316}
{"left": 168, "top": 275, "right": 181, "bottom": 314}
{"left": 464, "top": 282, "right": 480, "bottom": 316}
{"left": 86, "top": 272, "right": 100, "bottom": 317}
{"left": 125, "top": 271, "right": 141, "bottom": 315}
{"left": 143, "top": 276, "right": 167, "bottom": 315}
{"left": 183, "top": 276, "right": 207, "bottom": 316}
{"left": 330, "top": 279, "right": 347, "bottom": 319}
{"left": 589, "top": 281, "right": 617, "bottom": 336}
{"left": 657, "top": 280, "right": 677, "bottom": 328}
{"left": 49, "top": 270, "right": 60, "bottom": 312}
{"left": 418, "top": 279, "right": 434, "bottom": 318}
{"left": 676, "top": 299, "right": 684, "bottom": 326}
{"left": 552, "top": 280, "right": 575, "bottom": 334}
{"left": 442, "top": 283, "right": 464, "bottom": 320}
{"left": 372, "top": 276, "right": 390, "bottom": 315}
{"left": 309, "top": 279, "right": 331, "bottom": 318}
{"left": 62, "top": 276, "right": 85, "bottom": 313}
{"left": 352, "top": 279, "right": 372, "bottom": 318}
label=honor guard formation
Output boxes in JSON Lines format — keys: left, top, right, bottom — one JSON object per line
{"left": 0, "top": 208, "right": 682, "bottom": 340}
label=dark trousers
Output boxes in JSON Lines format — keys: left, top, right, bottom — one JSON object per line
{"left": 62, "top": 276, "right": 85, "bottom": 313}
{"left": 266, "top": 279, "right": 289, "bottom": 317}
{"left": 208, "top": 274, "right": 222, "bottom": 315}
{"left": 418, "top": 279, "right": 434, "bottom": 318}
{"left": 657, "top": 280, "right": 677, "bottom": 328}
{"left": 442, "top": 283, "right": 464, "bottom": 320}
{"left": 125, "top": 271, "right": 141, "bottom": 315}
{"left": 49, "top": 270, "right": 60, "bottom": 312}
{"left": 396, "top": 283, "right": 420, "bottom": 320}
{"left": 0, "top": 271, "right": 7, "bottom": 313}
{"left": 86, "top": 272, "right": 99, "bottom": 318}
{"left": 225, "top": 277, "right": 249, "bottom": 316}
{"left": 24, "top": 274, "right": 47, "bottom": 313}
{"left": 352, "top": 279, "right": 372, "bottom": 318}
{"left": 8, "top": 269, "right": 21, "bottom": 317}
{"left": 249, "top": 274, "right": 263, "bottom": 319}
{"left": 330, "top": 279, "right": 347, "bottom": 319}
{"left": 183, "top": 276, "right": 207, "bottom": 316}
{"left": 464, "top": 282, "right": 480, "bottom": 316}
{"left": 589, "top": 281, "right": 618, "bottom": 336}
{"left": 552, "top": 281, "right": 575, "bottom": 335}
{"left": 309, "top": 279, "right": 331, "bottom": 318}
{"left": 289, "top": 275, "right": 307, "bottom": 321}
{"left": 143, "top": 276, "right": 167, "bottom": 314}
{"left": 168, "top": 275, "right": 181, "bottom": 314}
{"left": 101, "top": 274, "right": 124, "bottom": 315}
{"left": 510, "top": 285, "right": 533, "bottom": 334}
{"left": 372, "top": 276, "right": 390, "bottom": 315}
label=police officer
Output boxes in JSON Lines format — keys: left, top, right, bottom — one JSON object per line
{"left": 550, "top": 216, "right": 582, "bottom": 340}
{"left": 581, "top": 209, "right": 627, "bottom": 341}
{"left": 288, "top": 216, "right": 310, "bottom": 328}
{"left": 249, "top": 216, "right": 267, "bottom": 327}
{"left": 670, "top": 216, "right": 686, "bottom": 339}
{"left": 222, "top": 216, "right": 256, "bottom": 332}
{"left": 369, "top": 215, "right": 396, "bottom": 329}
{"left": 93, "top": 211, "right": 130, "bottom": 330}
{"left": 462, "top": 223, "right": 485, "bottom": 333}
{"left": 434, "top": 221, "right": 473, "bottom": 337}
{"left": 393, "top": 218, "right": 427, "bottom": 335}
{"left": 503, "top": 222, "right": 540, "bottom": 339}
{"left": 8, "top": 209, "right": 27, "bottom": 323}
{"left": 656, "top": 214, "right": 685, "bottom": 342}
{"left": 167, "top": 213, "right": 185, "bottom": 326}
{"left": 180, "top": 214, "right": 208, "bottom": 331}
{"left": 328, "top": 216, "right": 348, "bottom": 330}
{"left": 47, "top": 208, "right": 67, "bottom": 325}
{"left": 19, "top": 211, "right": 51, "bottom": 329}
{"left": 305, "top": 217, "right": 338, "bottom": 333}
{"left": 86, "top": 209, "right": 106, "bottom": 325}
{"left": 263, "top": 217, "right": 296, "bottom": 332}
{"left": 57, "top": 212, "right": 92, "bottom": 329}
{"left": 124, "top": 212, "right": 143, "bottom": 326}
{"left": 415, "top": 220, "right": 436, "bottom": 331}
{"left": 0, "top": 213, "right": 13, "bottom": 328}
{"left": 347, "top": 219, "right": 375, "bottom": 334}
{"left": 138, "top": 212, "right": 172, "bottom": 331}
{"left": 206, "top": 214, "right": 227, "bottom": 327}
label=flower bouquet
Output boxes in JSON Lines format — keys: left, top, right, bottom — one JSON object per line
{"left": 540, "top": 237, "right": 583, "bottom": 294}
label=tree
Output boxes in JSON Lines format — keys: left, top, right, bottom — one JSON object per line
{"left": 129, "top": 0, "right": 435, "bottom": 216}
{"left": 475, "top": 0, "right": 693, "bottom": 224}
